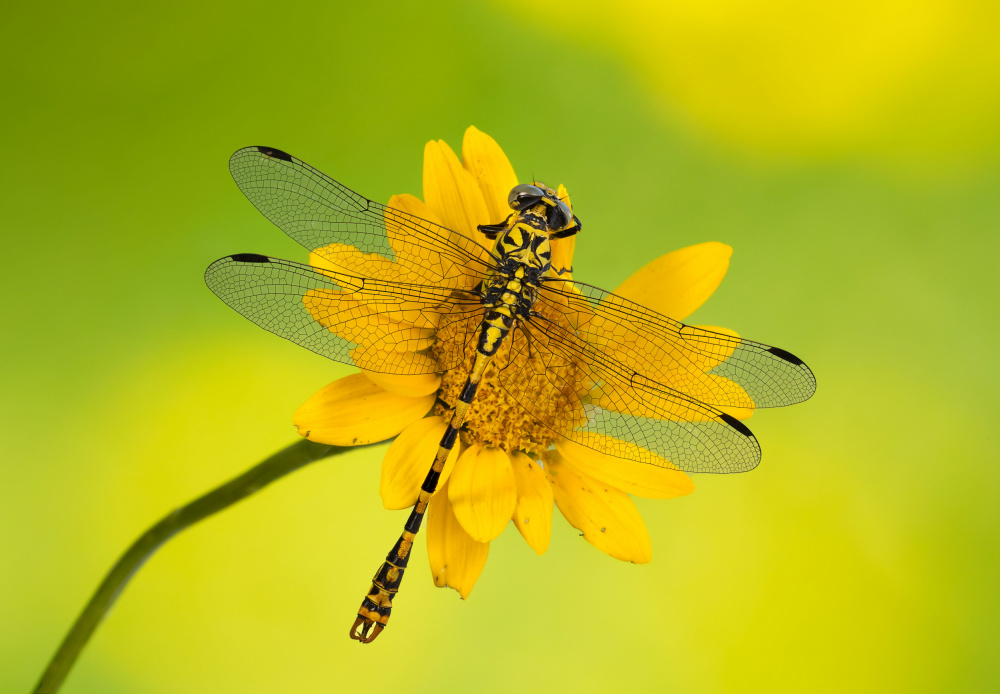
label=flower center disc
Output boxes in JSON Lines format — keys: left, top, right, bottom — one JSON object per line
{"left": 433, "top": 299, "right": 587, "bottom": 457}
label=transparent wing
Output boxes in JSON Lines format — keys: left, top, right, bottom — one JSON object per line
{"left": 535, "top": 279, "right": 816, "bottom": 411}
{"left": 228, "top": 146, "right": 496, "bottom": 287}
{"left": 204, "top": 253, "right": 482, "bottom": 375}
{"left": 498, "top": 313, "right": 761, "bottom": 473}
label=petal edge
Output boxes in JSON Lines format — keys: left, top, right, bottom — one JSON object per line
{"left": 615, "top": 241, "right": 732, "bottom": 321}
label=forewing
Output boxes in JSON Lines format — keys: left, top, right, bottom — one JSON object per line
{"left": 228, "top": 146, "right": 495, "bottom": 286}
{"left": 536, "top": 280, "right": 816, "bottom": 411}
{"left": 204, "top": 253, "right": 482, "bottom": 375}
{"left": 498, "top": 315, "right": 761, "bottom": 473}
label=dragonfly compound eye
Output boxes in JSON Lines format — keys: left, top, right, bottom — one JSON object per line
{"left": 508, "top": 183, "right": 545, "bottom": 211}
{"left": 546, "top": 199, "right": 573, "bottom": 230}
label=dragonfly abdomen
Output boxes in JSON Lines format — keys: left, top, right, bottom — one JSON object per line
{"left": 477, "top": 258, "right": 539, "bottom": 357}
{"left": 351, "top": 187, "right": 575, "bottom": 643}
{"left": 478, "top": 305, "right": 517, "bottom": 357}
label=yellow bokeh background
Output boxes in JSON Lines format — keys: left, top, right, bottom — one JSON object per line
{"left": 2, "top": 1, "right": 998, "bottom": 692}
{"left": 549, "top": 0, "right": 1000, "bottom": 168}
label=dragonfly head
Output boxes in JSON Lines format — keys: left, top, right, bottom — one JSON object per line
{"left": 507, "top": 183, "right": 575, "bottom": 232}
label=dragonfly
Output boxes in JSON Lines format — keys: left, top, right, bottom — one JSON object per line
{"left": 205, "top": 145, "right": 816, "bottom": 643}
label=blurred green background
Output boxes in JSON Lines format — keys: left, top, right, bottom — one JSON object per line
{"left": 3, "top": 1, "right": 998, "bottom": 692}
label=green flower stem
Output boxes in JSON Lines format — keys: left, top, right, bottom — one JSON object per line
{"left": 34, "top": 438, "right": 372, "bottom": 694}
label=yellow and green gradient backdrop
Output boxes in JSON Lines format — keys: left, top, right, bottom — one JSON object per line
{"left": 2, "top": 1, "right": 998, "bottom": 692}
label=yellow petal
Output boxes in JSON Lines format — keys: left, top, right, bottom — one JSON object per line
{"left": 379, "top": 416, "right": 460, "bottom": 510}
{"left": 448, "top": 444, "right": 517, "bottom": 542}
{"left": 549, "top": 184, "right": 576, "bottom": 279}
{"left": 307, "top": 251, "right": 443, "bottom": 332}
{"left": 386, "top": 192, "right": 444, "bottom": 225}
{"left": 509, "top": 451, "right": 553, "bottom": 555}
{"left": 587, "top": 381, "right": 721, "bottom": 423}
{"left": 385, "top": 194, "right": 486, "bottom": 289}
{"left": 555, "top": 438, "right": 694, "bottom": 500}
{"left": 385, "top": 193, "right": 443, "bottom": 257}
{"left": 302, "top": 288, "right": 436, "bottom": 365}
{"left": 584, "top": 312, "right": 755, "bottom": 412}
{"left": 349, "top": 347, "right": 439, "bottom": 376}
{"left": 292, "top": 373, "right": 434, "bottom": 446}
{"left": 684, "top": 324, "right": 740, "bottom": 371}
{"left": 363, "top": 371, "right": 441, "bottom": 398}
{"left": 717, "top": 404, "right": 754, "bottom": 420}
{"left": 683, "top": 333, "right": 755, "bottom": 417}
{"left": 308, "top": 243, "right": 401, "bottom": 282}
{"left": 560, "top": 431, "right": 676, "bottom": 474}
{"left": 427, "top": 478, "right": 490, "bottom": 599}
{"left": 614, "top": 242, "right": 732, "bottom": 322}
{"left": 546, "top": 450, "right": 652, "bottom": 564}
{"left": 587, "top": 372, "right": 754, "bottom": 423}
{"left": 461, "top": 126, "right": 519, "bottom": 226}
{"left": 423, "top": 139, "right": 492, "bottom": 244}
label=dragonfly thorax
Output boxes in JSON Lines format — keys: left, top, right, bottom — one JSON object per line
{"left": 476, "top": 226, "right": 549, "bottom": 357}
{"left": 495, "top": 223, "right": 552, "bottom": 277}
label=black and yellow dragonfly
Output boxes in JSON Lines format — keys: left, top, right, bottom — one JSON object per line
{"left": 205, "top": 146, "right": 816, "bottom": 643}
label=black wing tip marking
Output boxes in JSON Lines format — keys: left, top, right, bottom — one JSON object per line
{"left": 767, "top": 345, "right": 805, "bottom": 366}
{"left": 767, "top": 345, "right": 818, "bottom": 401}
{"left": 254, "top": 146, "right": 293, "bottom": 162}
{"left": 718, "top": 413, "right": 761, "bottom": 473}
{"left": 719, "top": 412, "right": 754, "bottom": 438}
{"left": 229, "top": 253, "right": 271, "bottom": 264}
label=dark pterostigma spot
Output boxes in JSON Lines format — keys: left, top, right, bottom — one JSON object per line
{"left": 768, "top": 346, "right": 804, "bottom": 366}
{"left": 256, "top": 146, "right": 293, "bottom": 162}
{"left": 719, "top": 412, "right": 753, "bottom": 437}
{"left": 231, "top": 253, "right": 271, "bottom": 263}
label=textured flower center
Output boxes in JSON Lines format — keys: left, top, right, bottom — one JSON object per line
{"left": 433, "top": 297, "right": 587, "bottom": 458}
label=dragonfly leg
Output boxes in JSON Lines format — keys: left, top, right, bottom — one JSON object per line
{"left": 550, "top": 215, "right": 582, "bottom": 239}
{"left": 477, "top": 214, "right": 511, "bottom": 240}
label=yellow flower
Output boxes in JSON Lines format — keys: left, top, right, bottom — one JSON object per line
{"left": 293, "top": 126, "right": 735, "bottom": 598}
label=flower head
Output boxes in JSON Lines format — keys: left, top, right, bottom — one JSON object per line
{"left": 294, "top": 126, "right": 735, "bottom": 597}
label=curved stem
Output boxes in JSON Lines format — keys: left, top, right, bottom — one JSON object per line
{"left": 34, "top": 438, "right": 370, "bottom": 693}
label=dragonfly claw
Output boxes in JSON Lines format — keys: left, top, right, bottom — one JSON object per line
{"left": 349, "top": 615, "right": 384, "bottom": 643}
{"left": 349, "top": 574, "right": 394, "bottom": 644}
